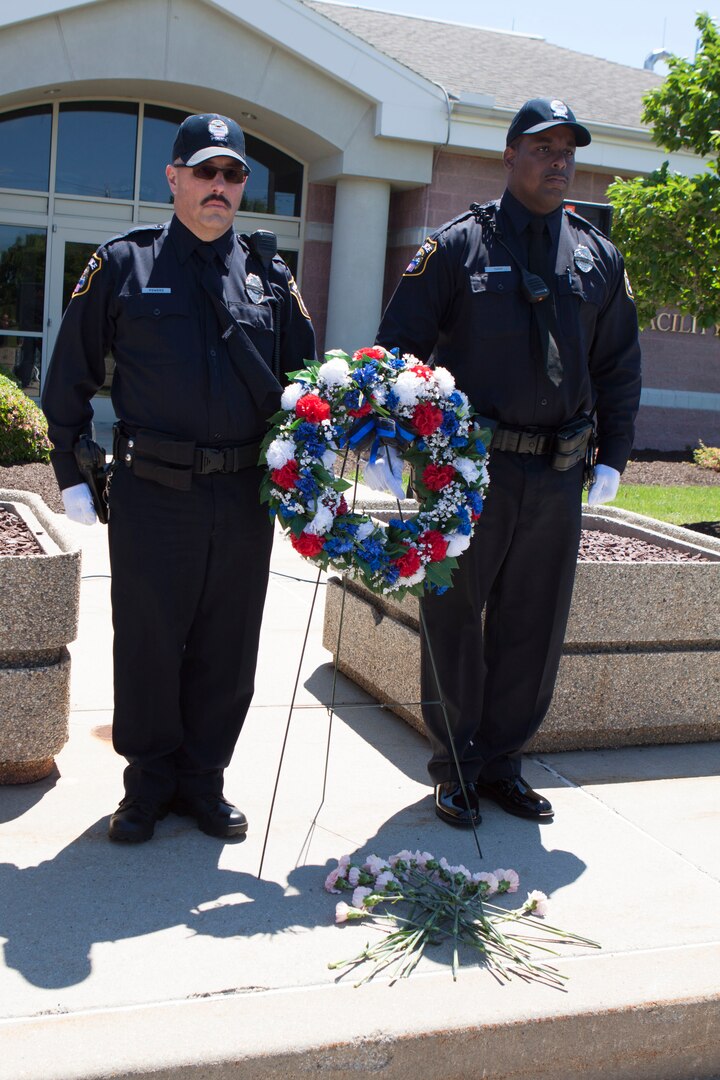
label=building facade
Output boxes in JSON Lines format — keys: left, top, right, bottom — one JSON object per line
{"left": 0, "top": 0, "right": 718, "bottom": 448}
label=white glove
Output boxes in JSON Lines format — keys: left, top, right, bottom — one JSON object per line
{"left": 62, "top": 482, "right": 97, "bottom": 525}
{"left": 363, "top": 444, "right": 406, "bottom": 500}
{"left": 587, "top": 464, "right": 620, "bottom": 506}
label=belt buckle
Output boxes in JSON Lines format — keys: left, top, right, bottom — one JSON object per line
{"left": 200, "top": 447, "right": 226, "bottom": 474}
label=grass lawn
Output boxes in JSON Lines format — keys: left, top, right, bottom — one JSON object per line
{"left": 584, "top": 485, "right": 720, "bottom": 525}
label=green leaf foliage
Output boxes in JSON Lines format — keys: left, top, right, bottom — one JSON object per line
{"left": 0, "top": 373, "right": 52, "bottom": 466}
{"left": 607, "top": 13, "right": 720, "bottom": 327}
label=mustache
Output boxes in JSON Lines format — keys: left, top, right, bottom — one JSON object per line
{"left": 201, "top": 193, "right": 231, "bottom": 208}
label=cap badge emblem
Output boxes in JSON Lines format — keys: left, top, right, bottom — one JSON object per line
{"left": 208, "top": 118, "right": 229, "bottom": 141}
{"left": 550, "top": 100, "right": 569, "bottom": 120}
{"left": 573, "top": 245, "right": 594, "bottom": 273}
{"left": 246, "top": 272, "right": 265, "bottom": 304}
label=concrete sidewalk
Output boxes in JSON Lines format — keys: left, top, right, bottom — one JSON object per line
{"left": 0, "top": 511, "right": 719, "bottom": 1079}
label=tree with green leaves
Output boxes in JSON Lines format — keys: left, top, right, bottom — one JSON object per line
{"left": 607, "top": 12, "right": 720, "bottom": 328}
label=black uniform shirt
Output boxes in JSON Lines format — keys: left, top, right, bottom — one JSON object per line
{"left": 376, "top": 190, "right": 642, "bottom": 472}
{"left": 42, "top": 215, "right": 315, "bottom": 489}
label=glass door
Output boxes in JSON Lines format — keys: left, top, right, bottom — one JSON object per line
{"left": 0, "top": 224, "right": 47, "bottom": 398}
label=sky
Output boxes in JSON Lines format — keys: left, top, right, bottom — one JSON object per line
{"left": 320, "top": 0, "right": 719, "bottom": 70}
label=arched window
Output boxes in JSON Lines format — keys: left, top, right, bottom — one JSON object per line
{"left": 0, "top": 102, "right": 304, "bottom": 218}
{"left": 0, "top": 105, "right": 52, "bottom": 192}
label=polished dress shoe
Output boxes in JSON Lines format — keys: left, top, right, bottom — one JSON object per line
{"left": 170, "top": 794, "right": 248, "bottom": 838}
{"left": 476, "top": 776, "right": 553, "bottom": 820}
{"left": 108, "top": 798, "right": 168, "bottom": 843}
{"left": 434, "top": 781, "right": 482, "bottom": 828}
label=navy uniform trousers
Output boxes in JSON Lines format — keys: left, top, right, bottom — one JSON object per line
{"left": 108, "top": 461, "right": 273, "bottom": 804}
{"left": 420, "top": 448, "right": 584, "bottom": 786}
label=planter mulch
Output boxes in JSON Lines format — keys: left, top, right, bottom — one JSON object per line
{"left": 0, "top": 506, "right": 44, "bottom": 556}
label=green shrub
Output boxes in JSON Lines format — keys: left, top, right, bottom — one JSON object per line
{"left": 693, "top": 441, "right": 720, "bottom": 473}
{"left": 0, "top": 372, "right": 52, "bottom": 466}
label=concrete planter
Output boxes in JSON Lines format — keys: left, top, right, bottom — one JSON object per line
{"left": 0, "top": 489, "right": 81, "bottom": 782}
{"left": 323, "top": 502, "right": 720, "bottom": 752}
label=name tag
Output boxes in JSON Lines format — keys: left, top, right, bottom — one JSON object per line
{"left": 484, "top": 266, "right": 511, "bottom": 273}
{"left": 142, "top": 287, "right": 172, "bottom": 294}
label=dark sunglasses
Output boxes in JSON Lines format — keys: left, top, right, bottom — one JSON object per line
{"left": 174, "top": 163, "right": 248, "bottom": 184}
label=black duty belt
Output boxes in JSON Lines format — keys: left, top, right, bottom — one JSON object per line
{"left": 490, "top": 427, "right": 554, "bottom": 455}
{"left": 193, "top": 444, "right": 262, "bottom": 474}
{"left": 114, "top": 426, "right": 262, "bottom": 490}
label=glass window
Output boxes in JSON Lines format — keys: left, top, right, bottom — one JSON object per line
{"left": 243, "top": 134, "right": 303, "bottom": 217}
{"left": 0, "top": 226, "right": 47, "bottom": 333}
{"left": 56, "top": 102, "right": 138, "bottom": 199}
{"left": 140, "top": 105, "right": 190, "bottom": 203}
{"left": 0, "top": 105, "right": 52, "bottom": 192}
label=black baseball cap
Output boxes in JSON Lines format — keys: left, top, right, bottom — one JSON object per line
{"left": 172, "top": 113, "right": 250, "bottom": 171}
{"left": 506, "top": 98, "right": 591, "bottom": 147}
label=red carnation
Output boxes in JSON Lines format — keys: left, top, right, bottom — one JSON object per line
{"left": 296, "top": 394, "right": 331, "bottom": 423}
{"left": 336, "top": 496, "right": 349, "bottom": 516}
{"left": 353, "top": 346, "right": 385, "bottom": 361}
{"left": 394, "top": 546, "right": 422, "bottom": 578}
{"left": 348, "top": 401, "right": 373, "bottom": 418}
{"left": 412, "top": 402, "right": 444, "bottom": 437}
{"left": 271, "top": 460, "right": 300, "bottom": 490}
{"left": 422, "top": 464, "right": 457, "bottom": 491}
{"left": 419, "top": 529, "right": 449, "bottom": 562}
{"left": 291, "top": 531, "right": 326, "bottom": 557}
{"left": 409, "top": 364, "right": 433, "bottom": 381}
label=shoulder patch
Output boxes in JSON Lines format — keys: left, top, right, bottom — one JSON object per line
{"left": 403, "top": 237, "right": 437, "bottom": 277}
{"left": 288, "top": 274, "right": 310, "bottom": 319}
{"left": 72, "top": 252, "right": 102, "bottom": 299}
{"left": 624, "top": 269, "right": 634, "bottom": 300}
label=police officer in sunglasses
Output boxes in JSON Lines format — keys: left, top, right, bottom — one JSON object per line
{"left": 42, "top": 114, "right": 316, "bottom": 843}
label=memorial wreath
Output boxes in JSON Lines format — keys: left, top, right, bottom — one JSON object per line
{"left": 259, "top": 346, "right": 491, "bottom": 598}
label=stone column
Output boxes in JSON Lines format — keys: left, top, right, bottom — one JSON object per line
{"left": 324, "top": 177, "right": 391, "bottom": 354}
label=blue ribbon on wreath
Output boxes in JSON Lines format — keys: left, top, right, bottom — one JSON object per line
{"left": 341, "top": 413, "right": 415, "bottom": 464}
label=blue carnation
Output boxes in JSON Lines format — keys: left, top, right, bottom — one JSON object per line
{"left": 296, "top": 470, "right": 321, "bottom": 499}
{"left": 385, "top": 389, "right": 400, "bottom": 410}
{"left": 324, "top": 536, "right": 354, "bottom": 557}
{"left": 354, "top": 363, "right": 380, "bottom": 389}
{"left": 441, "top": 411, "right": 460, "bottom": 436}
{"left": 450, "top": 435, "right": 469, "bottom": 448}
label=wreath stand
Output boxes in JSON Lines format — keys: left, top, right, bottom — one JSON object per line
{"left": 257, "top": 460, "right": 483, "bottom": 880}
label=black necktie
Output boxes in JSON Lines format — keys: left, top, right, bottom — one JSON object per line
{"left": 527, "top": 217, "right": 563, "bottom": 388}
{"left": 194, "top": 242, "right": 283, "bottom": 414}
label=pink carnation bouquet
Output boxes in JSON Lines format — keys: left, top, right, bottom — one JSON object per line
{"left": 324, "top": 849, "right": 598, "bottom": 985}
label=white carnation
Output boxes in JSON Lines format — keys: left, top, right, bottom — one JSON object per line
{"left": 306, "top": 505, "right": 335, "bottom": 536}
{"left": 444, "top": 531, "right": 472, "bottom": 557}
{"left": 356, "top": 520, "right": 376, "bottom": 541}
{"left": 281, "top": 382, "right": 305, "bottom": 411}
{"left": 322, "top": 448, "right": 337, "bottom": 470}
{"left": 454, "top": 457, "right": 480, "bottom": 484}
{"left": 433, "top": 366, "right": 456, "bottom": 395}
{"left": 318, "top": 357, "right": 351, "bottom": 388}
{"left": 265, "top": 437, "right": 295, "bottom": 469}
{"left": 394, "top": 370, "right": 426, "bottom": 406}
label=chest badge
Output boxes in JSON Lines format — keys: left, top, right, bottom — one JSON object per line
{"left": 245, "top": 273, "right": 265, "bottom": 304}
{"left": 573, "top": 245, "right": 594, "bottom": 273}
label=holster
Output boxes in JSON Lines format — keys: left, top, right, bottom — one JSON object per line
{"left": 74, "top": 435, "right": 110, "bottom": 524}
{"left": 550, "top": 415, "right": 595, "bottom": 477}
